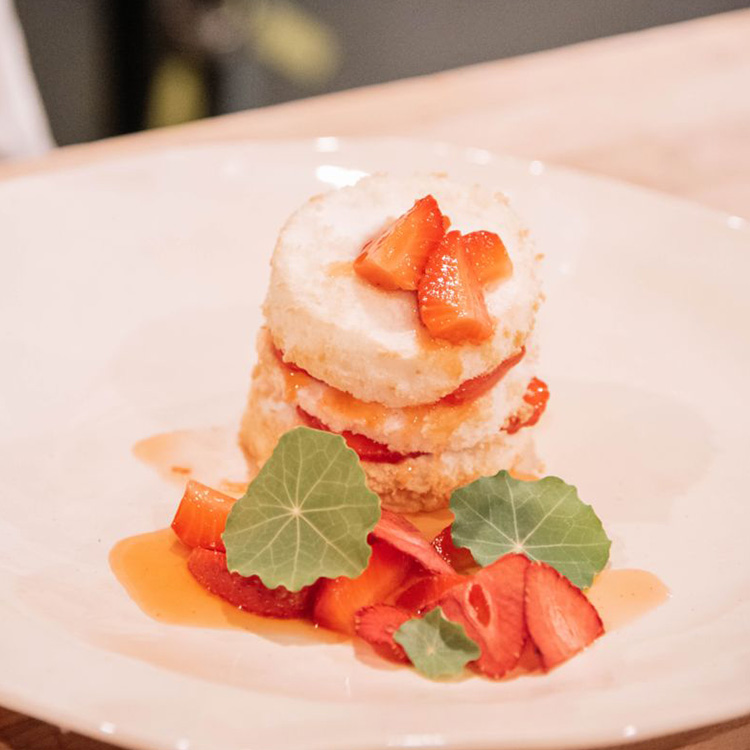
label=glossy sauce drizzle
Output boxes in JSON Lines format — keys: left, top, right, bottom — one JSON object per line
{"left": 111, "top": 524, "right": 668, "bottom": 639}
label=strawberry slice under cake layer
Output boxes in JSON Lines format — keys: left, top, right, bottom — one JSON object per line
{"left": 240, "top": 174, "right": 547, "bottom": 511}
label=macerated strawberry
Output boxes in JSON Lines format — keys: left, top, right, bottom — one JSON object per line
{"left": 396, "top": 573, "right": 465, "bottom": 613}
{"left": 171, "top": 480, "right": 236, "bottom": 552}
{"left": 440, "top": 347, "right": 525, "bottom": 405}
{"left": 517, "top": 637, "right": 543, "bottom": 672}
{"left": 525, "top": 562, "right": 604, "bottom": 670}
{"left": 504, "top": 377, "right": 550, "bottom": 435}
{"left": 312, "top": 541, "right": 415, "bottom": 635}
{"left": 355, "top": 604, "right": 412, "bottom": 663}
{"left": 371, "top": 509, "right": 455, "bottom": 575}
{"left": 430, "top": 525, "right": 476, "bottom": 571}
{"left": 354, "top": 195, "right": 446, "bottom": 291}
{"left": 187, "top": 548, "right": 315, "bottom": 618}
{"left": 296, "top": 408, "right": 425, "bottom": 464}
{"left": 417, "top": 231, "right": 494, "bottom": 344}
{"left": 438, "top": 554, "right": 529, "bottom": 679}
{"left": 461, "top": 231, "right": 512, "bottom": 285}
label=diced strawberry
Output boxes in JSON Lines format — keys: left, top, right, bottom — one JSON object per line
{"left": 171, "top": 480, "right": 236, "bottom": 552}
{"left": 430, "top": 525, "right": 477, "bottom": 571}
{"left": 525, "top": 562, "right": 604, "bottom": 670}
{"left": 312, "top": 541, "right": 415, "bottom": 635}
{"left": 437, "top": 554, "right": 529, "bottom": 679}
{"left": 505, "top": 377, "right": 550, "bottom": 434}
{"left": 461, "top": 231, "right": 512, "bottom": 285}
{"left": 354, "top": 195, "right": 446, "bottom": 291}
{"left": 354, "top": 604, "right": 412, "bottom": 663}
{"left": 187, "top": 548, "right": 315, "bottom": 618}
{"left": 296, "top": 408, "right": 425, "bottom": 464}
{"left": 396, "top": 573, "right": 465, "bottom": 613}
{"left": 371, "top": 509, "right": 455, "bottom": 575}
{"left": 440, "top": 347, "right": 525, "bottom": 405}
{"left": 417, "top": 231, "right": 494, "bottom": 344}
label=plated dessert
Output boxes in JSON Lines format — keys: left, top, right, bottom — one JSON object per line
{"left": 139, "top": 174, "right": 619, "bottom": 680}
{"left": 240, "top": 174, "right": 548, "bottom": 512}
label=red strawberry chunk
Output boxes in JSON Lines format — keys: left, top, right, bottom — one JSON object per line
{"left": 312, "top": 541, "right": 415, "bottom": 635}
{"left": 505, "top": 377, "right": 550, "bottom": 435}
{"left": 187, "top": 548, "right": 315, "bottom": 619}
{"left": 430, "top": 525, "right": 477, "bottom": 571}
{"left": 462, "top": 230, "right": 513, "bottom": 285}
{"left": 417, "top": 231, "right": 494, "bottom": 344}
{"left": 171, "top": 480, "right": 236, "bottom": 552}
{"left": 525, "top": 562, "right": 604, "bottom": 670}
{"left": 371, "top": 509, "right": 455, "bottom": 575}
{"left": 396, "top": 573, "right": 465, "bottom": 613}
{"left": 437, "top": 554, "right": 529, "bottom": 679}
{"left": 354, "top": 195, "right": 446, "bottom": 291}
{"left": 354, "top": 605, "right": 412, "bottom": 663}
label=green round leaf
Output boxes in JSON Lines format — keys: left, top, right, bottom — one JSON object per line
{"left": 223, "top": 427, "right": 381, "bottom": 591}
{"left": 450, "top": 471, "right": 611, "bottom": 588}
{"left": 394, "top": 607, "right": 480, "bottom": 680}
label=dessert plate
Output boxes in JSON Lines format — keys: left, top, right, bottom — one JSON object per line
{"left": 0, "top": 138, "right": 748, "bottom": 750}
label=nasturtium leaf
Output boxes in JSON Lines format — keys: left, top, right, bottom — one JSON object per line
{"left": 222, "top": 427, "right": 381, "bottom": 591}
{"left": 393, "top": 607, "right": 480, "bottom": 680}
{"left": 450, "top": 471, "right": 610, "bottom": 589}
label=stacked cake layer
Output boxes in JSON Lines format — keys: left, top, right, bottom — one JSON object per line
{"left": 240, "top": 174, "right": 546, "bottom": 511}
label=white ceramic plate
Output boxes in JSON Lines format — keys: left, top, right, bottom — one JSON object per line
{"left": 1, "top": 138, "right": 749, "bottom": 750}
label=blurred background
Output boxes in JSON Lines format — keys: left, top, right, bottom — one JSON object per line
{"left": 11, "top": 0, "right": 750, "bottom": 147}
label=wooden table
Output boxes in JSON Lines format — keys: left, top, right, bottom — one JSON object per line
{"left": 2, "top": 9, "right": 749, "bottom": 750}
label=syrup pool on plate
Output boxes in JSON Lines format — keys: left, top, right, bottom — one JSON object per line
{"left": 119, "top": 427, "right": 668, "bottom": 642}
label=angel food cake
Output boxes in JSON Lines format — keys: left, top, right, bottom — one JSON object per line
{"left": 240, "top": 174, "right": 548, "bottom": 511}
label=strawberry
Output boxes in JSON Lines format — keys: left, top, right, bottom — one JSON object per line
{"left": 396, "top": 573, "right": 465, "bottom": 613}
{"left": 312, "top": 541, "right": 415, "bottom": 635}
{"left": 504, "top": 377, "right": 550, "bottom": 434}
{"left": 354, "top": 195, "right": 446, "bottom": 291}
{"left": 437, "top": 554, "right": 529, "bottom": 678}
{"left": 440, "top": 347, "right": 525, "bottom": 405}
{"left": 417, "top": 231, "right": 494, "bottom": 344}
{"left": 171, "top": 480, "right": 236, "bottom": 552}
{"left": 430, "top": 525, "right": 477, "bottom": 571}
{"left": 525, "top": 562, "right": 604, "bottom": 670}
{"left": 354, "top": 605, "right": 412, "bottom": 663}
{"left": 461, "top": 231, "right": 512, "bottom": 285}
{"left": 296, "top": 408, "right": 424, "bottom": 464}
{"left": 187, "top": 548, "right": 315, "bottom": 618}
{"left": 371, "top": 509, "right": 455, "bottom": 575}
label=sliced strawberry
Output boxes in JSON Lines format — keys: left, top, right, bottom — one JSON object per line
{"left": 417, "top": 231, "right": 494, "bottom": 344}
{"left": 187, "top": 548, "right": 315, "bottom": 618}
{"left": 354, "top": 195, "right": 446, "bottom": 291}
{"left": 430, "top": 525, "right": 477, "bottom": 571}
{"left": 505, "top": 377, "right": 550, "bottom": 434}
{"left": 371, "top": 509, "right": 455, "bottom": 575}
{"left": 171, "top": 480, "right": 236, "bottom": 552}
{"left": 461, "top": 231, "right": 512, "bottom": 286}
{"left": 525, "top": 562, "right": 604, "bottom": 670}
{"left": 437, "top": 554, "right": 529, "bottom": 679}
{"left": 296, "top": 408, "right": 425, "bottom": 464}
{"left": 312, "top": 541, "right": 415, "bottom": 635}
{"left": 396, "top": 573, "right": 465, "bottom": 613}
{"left": 354, "top": 604, "right": 412, "bottom": 663}
{"left": 517, "top": 636, "right": 543, "bottom": 672}
{"left": 441, "top": 347, "right": 525, "bottom": 405}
